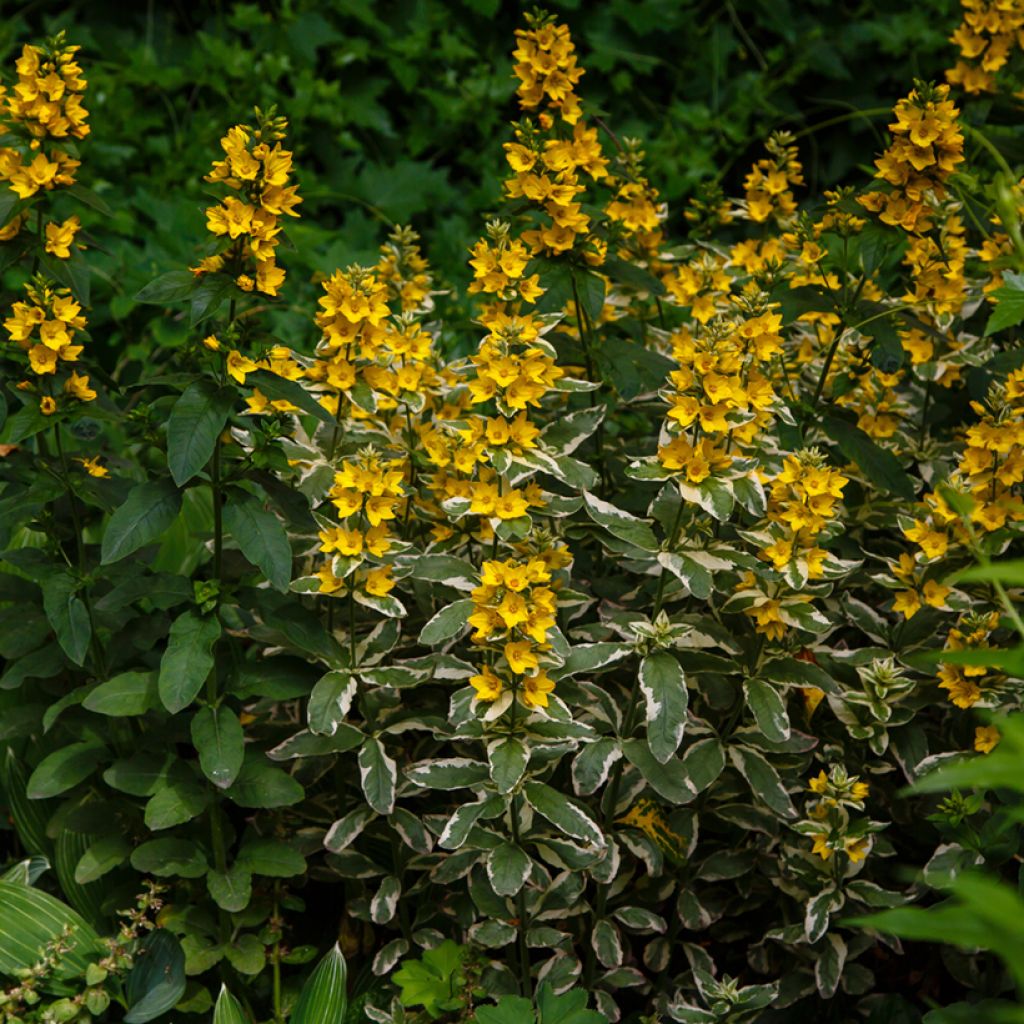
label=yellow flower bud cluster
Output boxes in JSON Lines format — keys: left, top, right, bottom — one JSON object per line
{"left": 468, "top": 557, "right": 558, "bottom": 709}
{"left": 199, "top": 114, "right": 302, "bottom": 297}
{"left": 0, "top": 36, "right": 87, "bottom": 202}
{"left": 743, "top": 132, "right": 804, "bottom": 224}
{"left": 805, "top": 766, "right": 872, "bottom": 864}
{"left": 4, "top": 278, "right": 94, "bottom": 415}
{"left": 859, "top": 83, "right": 964, "bottom": 233}
{"left": 375, "top": 225, "right": 433, "bottom": 313}
{"left": 512, "top": 15, "right": 584, "bottom": 125}
{"left": 946, "top": 0, "right": 1024, "bottom": 94}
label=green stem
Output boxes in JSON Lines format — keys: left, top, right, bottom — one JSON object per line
{"left": 348, "top": 589, "right": 358, "bottom": 668}
{"left": 570, "top": 270, "right": 608, "bottom": 495}
{"left": 508, "top": 682, "right": 532, "bottom": 1000}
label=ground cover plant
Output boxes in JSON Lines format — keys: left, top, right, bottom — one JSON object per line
{"left": 2, "top": 2, "right": 1024, "bottom": 1022}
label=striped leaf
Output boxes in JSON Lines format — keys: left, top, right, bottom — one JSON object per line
{"left": 0, "top": 748, "right": 52, "bottom": 857}
{"left": 213, "top": 984, "right": 251, "bottom": 1024}
{"left": 0, "top": 880, "right": 103, "bottom": 979}
{"left": 291, "top": 943, "right": 348, "bottom": 1024}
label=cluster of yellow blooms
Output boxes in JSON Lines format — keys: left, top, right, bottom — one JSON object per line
{"left": 761, "top": 451, "right": 849, "bottom": 576}
{"left": 468, "top": 558, "right": 558, "bottom": 708}
{"left": 946, "top": 0, "right": 1024, "bottom": 94}
{"left": 194, "top": 112, "right": 301, "bottom": 298}
{"left": 805, "top": 766, "right": 871, "bottom": 864}
{"left": 743, "top": 132, "right": 804, "bottom": 224}
{"left": 4, "top": 279, "right": 94, "bottom": 415}
{"left": 375, "top": 225, "right": 433, "bottom": 313}
{"left": 656, "top": 304, "right": 783, "bottom": 484}
{"left": 937, "top": 612, "right": 1003, "bottom": 708}
{"left": 0, "top": 35, "right": 88, "bottom": 206}
{"left": 512, "top": 14, "right": 584, "bottom": 125}
{"left": 859, "top": 83, "right": 964, "bottom": 233}
{"left": 317, "top": 450, "right": 404, "bottom": 599}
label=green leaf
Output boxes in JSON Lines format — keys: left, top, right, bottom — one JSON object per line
{"left": 582, "top": 491, "right": 659, "bottom": 551}
{"left": 41, "top": 573, "right": 91, "bottom": 667}
{"left": 681, "top": 738, "right": 725, "bottom": 796}
{"left": 124, "top": 929, "right": 187, "bottom": 1023}
{"left": 985, "top": 274, "right": 1024, "bottom": 335}
{"left": 291, "top": 943, "right": 349, "bottom": 1024}
{"left": 191, "top": 705, "right": 245, "bottom": 788}
{"left": 821, "top": 414, "right": 915, "bottom": 500}
{"left": 488, "top": 736, "right": 528, "bottom": 795}
{"left": 83, "top": 670, "right": 158, "bottom": 717}
{"left": 27, "top": 742, "right": 105, "bottom": 799}
{"left": 208, "top": 865, "right": 252, "bottom": 912}
{"left": 486, "top": 841, "right": 531, "bottom": 898}
{"left": 189, "top": 273, "right": 235, "bottom": 327}
{"left": 622, "top": 739, "right": 691, "bottom": 802}
{"left": 131, "top": 838, "right": 208, "bottom": 878}
{"left": 158, "top": 611, "right": 221, "bottom": 714}
{"left": 144, "top": 776, "right": 210, "bottom": 830}
{"left": 223, "top": 491, "right": 292, "bottom": 591}
{"left": 308, "top": 670, "right": 356, "bottom": 736}
{"left": 744, "top": 678, "right": 791, "bottom": 743}
{"left": 247, "top": 369, "right": 335, "bottom": 425}
{"left": 226, "top": 755, "right": 305, "bottom": 808}
{"left": 523, "top": 780, "right": 604, "bottom": 847}
{"left": 729, "top": 745, "right": 796, "bottom": 818}
{"left": 406, "top": 758, "right": 490, "bottom": 790}
{"left": 358, "top": 737, "right": 397, "bottom": 815}
{"left": 0, "top": 880, "right": 103, "bottom": 978}
{"left": 419, "top": 599, "right": 474, "bottom": 645}
{"left": 167, "top": 381, "right": 235, "bottom": 486}
{"left": 74, "top": 835, "right": 130, "bottom": 884}
{"left": 213, "top": 985, "right": 251, "bottom": 1024}
{"left": 639, "top": 652, "right": 688, "bottom": 764}
{"left": 134, "top": 270, "right": 197, "bottom": 304}
{"left": 393, "top": 941, "right": 464, "bottom": 1018}
{"left": 101, "top": 479, "right": 182, "bottom": 564}
{"left": 236, "top": 838, "right": 306, "bottom": 878}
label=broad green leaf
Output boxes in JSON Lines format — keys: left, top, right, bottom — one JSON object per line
{"left": 523, "top": 780, "right": 603, "bottom": 847}
{"left": 419, "top": 599, "right": 474, "bottom": 645}
{"left": 167, "top": 381, "right": 235, "bottom": 486}
{"left": 486, "top": 841, "right": 531, "bottom": 898}
{"left": 358, "top": 737, "right": 397, "bottom": 815}
{"left": 222, "top": 491, "right": 292, "bottom": 592}
{"left": 406, "top": 758, "right": 490, "bottom": 790}
{"left": 158, "top": 611, "right": 221, "bottom": 714}
{"left": 213, "top": 985, "right": 251, "bottom": 1024}
{"left": 74, "top": 835, "right": 130, "bottom": 884}
{"left": 226, "top": 755, "right": 304, "bottom": 808}
{"left": 291, "top": 943, "right": 349, "bottom": 1024}
{"left": 144, "top": 777, "right": 210, "bottom": 830}
{"left": 101, "top": 480, "right": 182, "bottom": 564}
{"left": 681, "top": 738, "right": 725, "bottom": 796}
{"left": 308, "top": 670, "right": 356, "bottom": 736}
{"left": 124, "top": 929, "right": 187, "bottom": 1023}
{"left": 639, "top": 652, "right": 688, "bottom": 764}
{"left": 208, "top": 865, "right": 252, "bottom": 912}
{"left": 134, "top": 270, "right": 197, "bottom": 304}
{"left": 131, "top": 838, "right": 208, "bottom": 878}
{"left": 236, "top": 837, "right": 306, "bottom": 878}
{"left": 247, "top": 369, "right": 335, "bottom": 425}
{"left": 41, "top": 573, "right": 91, "bottom": 667}
{"left": 985, "top": 275, "right": 1024, "bottom": 335}
{"left": 0, "top": 880, "right": 103, "bottom": 978}
{"left": 27, "top": 742, "right": 105, "bottom": 799}
{"left": 744, "top": 678, "right": 791, "bottom": 743}
{"left": 822, "top": 414, "right": 915, "bottom": 501}
{"left": 488, "top": 736, "right": 528, "bottom": 795}
{"left": 557, "top": 642, "right": 631, "bottom": 678}
{"left": 582, "top": 491, "right": 659, "bottom": 551}
{"left": 728, "top": 745, "right": 796, "bottom": 818}
{"left": 191, "top": 705, "right": 245, "bottom": 788}
{"left": 83, "top": 670, "right": 158, "bottom": 717}
{"left": 622, "top": 739, "right": 691, "bottom": 803}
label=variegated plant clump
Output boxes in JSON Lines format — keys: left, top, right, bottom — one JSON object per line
{"left": 4, "top": 2, "right": 1024, "bottom": 1022}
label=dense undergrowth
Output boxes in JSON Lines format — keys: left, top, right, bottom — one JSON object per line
{"left": 3, "top": 2, "right": 1024, "bottom": 1022}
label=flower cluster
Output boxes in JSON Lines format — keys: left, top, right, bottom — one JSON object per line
{"left": 800, "top": 765, "right": 872, "bottom": 864}
{"left": 0, "top": 34, "right": 88, "bottom": 201}
{"left": 937, "top": 611, "right": 1004, "bottom": 708}
{"left": 946, "top": 0, "right": 1024, "bottom": 94}
{"left": 4, "top": 277, "right": 94, "bottom": 415}
{"left": 512, "top": 13, "right": 584, "bottom": 124}
{"left": 196, "top": 110, "right": 301, "bottom": 297}
{"left": 859, "top": 82, "right": 964, "bottom": 233}
{"left": 468, "top": 558, "right": 558, "bottom": 708}
{"left": 743, "top": 131, "right": 804, "bottom": 224}
{"left": 316, "top": 449, "right": 404, "bottom": 599}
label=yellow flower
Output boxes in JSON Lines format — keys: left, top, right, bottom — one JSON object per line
{"left": 922, "top": 580, "right": 950, "bottom": 609}
{"left": 469, "top": 665, "right": 504, "bottom": 702}
{"left": 77, "top": 456, "right": 108, "bottom": 478}
{"left": 974, "top": 725, "right": 1000, "bottom": 754}
{"left": 522, "top": 670, "right": 555, "bottom": 708}
{"left": 28, "top": 344, "right": 58, "bottom": 375}
{"left": 893, "top": 590, "right": 921, "bottom": 620}
{"left": 227, "top": 349, "right": 258, "bottom": 384}
{"left": 64, "top": 371, "right": 96, "bottom": 401}
{"left": 202, "top": 334, "right": 221, "bottom": 351}
{"left": 505, "top": 640, "right": 539, "bottom": 675}
{"left": 364, "top": 566, "right": 395, "bottom": 597}
{"left": 43, "top": 215, "right": 80, "bottom": 259}
{"left": 40, "top": 395, "right": 57, "bottom": 415}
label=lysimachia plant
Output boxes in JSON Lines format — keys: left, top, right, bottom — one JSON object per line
{"left": 4, "top": 3, "right": 1024, "bottom": 1022}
